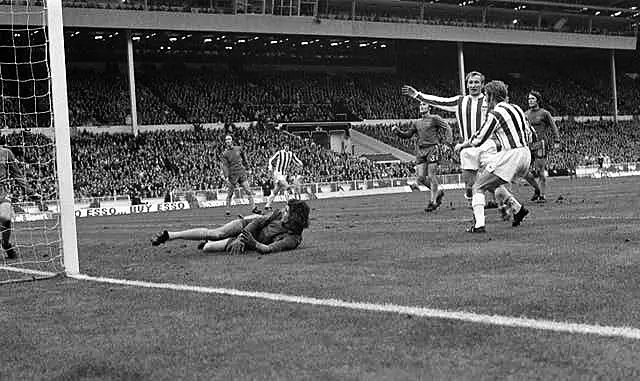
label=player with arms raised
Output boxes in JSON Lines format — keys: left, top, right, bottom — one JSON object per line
{"left": 264, "top": 143, "right": 304, "bottom": 210}
{"left": 221, "top": 135, "right": 260, "bottom": 216}
{"left": 523, "top": 91, "right": 560, "bottom": 202}
{"left": 455, "top": 80, "right": 535, "bottom": 233}
{"left": 402, "top": 71, "right": 498, "bottom": 208}
{"left": 392, "top": 103, "right": 453, "bottom": 212}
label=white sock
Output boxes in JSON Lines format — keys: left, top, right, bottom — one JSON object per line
{"left": 472, "top": 193, "right": 486, "bottom": 228}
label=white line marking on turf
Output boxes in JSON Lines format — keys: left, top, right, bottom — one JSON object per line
{"left": 0, "top": 266, "right": 58, "bottom": 277}
{"left": 70, "top": 273, "right": 640, "bottom": 341}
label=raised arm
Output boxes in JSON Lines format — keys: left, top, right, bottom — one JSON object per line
{"left": 402, "top": 85, "right": 460, "bottom": 113}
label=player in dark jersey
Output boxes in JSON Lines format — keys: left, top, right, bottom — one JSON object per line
{"left": 392, "top": 103, "right": 453, "bottom": 212}
{"left": 523, "top": 91, "right": 560, "bottom": 202}
{"left": 221, "top": 135, "right": 260, "bottom": 216}
{"left": 0, "top": 145, "right": 40, "bottom": 259}
{"left": 151, "top": 199, "right": 310, "bottom": 255}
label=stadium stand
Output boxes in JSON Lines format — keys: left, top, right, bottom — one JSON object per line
{"left": 2, "top": 119, "right": 638, "bottom": 199}
{"left": 59, "top": 65, "right": 639, "bottom": 127}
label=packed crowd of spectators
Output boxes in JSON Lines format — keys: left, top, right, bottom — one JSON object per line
{"left": 56, "top": 66, "right": 640, "bottom": 128}
{"left": 69, "top": 124, "right": 415, "bottom": 198}
{"left": 3, "top": 119, "right": 638, "bottom": 199}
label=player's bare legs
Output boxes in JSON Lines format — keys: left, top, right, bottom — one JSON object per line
{"left": 495, "top": 185, "right": 529, "bottom": 226}
{"left": 265, "top": 180, "right": 287, "bottom": 209}
{"left": 425, "top": 162, "right": 444, "bottom": 212}
{"left": 536, "top": 159, "right": 548, "bottom": 201}
{"left": 151, "top": 215, "right": 261, "bottom": 247}
{"left": 524, "top": 170, "right": 542, "bottom": 201}
{"left": 469, "top": 173, "right": 529, "bottom": 232}
{"left": 239, "top": 179, "right": 259, "bottom": 213}
{"left": 225, "top": 181, "right": 236, "bottom": 216}
{"left": 461, "top": 169, "right": 477, "bottom": 200}
{"left": 0, "top": 201, "right": 17, "bottom": 259}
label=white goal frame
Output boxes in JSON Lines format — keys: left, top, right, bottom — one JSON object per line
{"left": 47, "top": 0, "right": 79, "bottom": 275}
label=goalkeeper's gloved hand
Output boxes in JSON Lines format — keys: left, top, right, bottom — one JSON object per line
{"left": 239, "top": 230, "right": 257, "bottom": 250}
{"left": 227, "top": 238, "right": 245, "bottom": 255}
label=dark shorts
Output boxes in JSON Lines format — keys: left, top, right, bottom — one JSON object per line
{"left": 530, "top": 140, "right": 547, "bottom": 159}
{"left": 416, "top": 145, "right": 440, "bottom": 165}
{"left": 228, "top": 173, "right": 248, "bottom": 187}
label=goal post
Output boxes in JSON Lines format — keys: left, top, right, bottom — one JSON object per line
{"left": 47, "top": 0, "right": 79, "bottom": 275}
{"left": 0, "top": 0, "right": 78, "bottom": 282}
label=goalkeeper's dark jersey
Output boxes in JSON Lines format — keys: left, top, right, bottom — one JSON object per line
{"left": 0, "top": 147, "right": 27, "bottom": 200}
{"left": 243, "top": 209, "right": 302, "bottom": 253}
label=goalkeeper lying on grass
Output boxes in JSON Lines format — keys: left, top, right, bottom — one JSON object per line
{"left": 151, "top": 199, "right": 310, "bottom": 255}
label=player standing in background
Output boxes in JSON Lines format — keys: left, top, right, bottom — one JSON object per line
{"left": 392, "top": 103, "right": 453, "bottom": 212}
{"left": 402, "top": 71, "right": 499, "bottom": 208}
{"left": 0, "top": 144, "right": 40, "bottom": 259}
{"left": 455, "top": 80, "right": 535, "bottom": 233}
{"left": 523, "top": 91, "right": 560, "bottom": 202}
{"left": 264, "top": 144, "right": 304, "bottom": 210}
{"left": 221, "top": 135, "right": 260, "bottom": 216}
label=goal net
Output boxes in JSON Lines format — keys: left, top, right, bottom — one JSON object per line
{"left": 0, "top": 0, "right": 78, "bottom": 283}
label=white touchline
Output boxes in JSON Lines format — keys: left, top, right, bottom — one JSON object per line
{"left": 66, "top": 273, "right": 640, "bottom": 341}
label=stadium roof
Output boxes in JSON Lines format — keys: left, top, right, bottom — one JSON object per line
{"left": 418, "top": 0, "right": 639, "bottom": 17}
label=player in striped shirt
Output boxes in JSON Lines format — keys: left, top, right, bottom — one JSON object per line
{"left": 264, "top": 144, "right": 304, "bottom": 210}
{"left": 455, "top": 80, "right": 535, "bottom": 233}
{"left": 402, "top": 71, "right": 498, "bottom": 207}
{"left": 523, "top": 91, "right": 560, "bottom": 202}
{"left": 392, "top": 103, "right": 453, "bottom": 212}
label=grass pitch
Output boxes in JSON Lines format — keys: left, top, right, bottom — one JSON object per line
{"left": 2, "top": 177, "right": 640, "bottom": 380}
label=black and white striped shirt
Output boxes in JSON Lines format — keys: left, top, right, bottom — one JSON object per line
{"left": 268, "top": 149, "right": 303, "bottom": 174}
{"left": 416, "top": 93, "right": 487, "bottom": 142}
{"left": 469, "top": 102, "right": 536, "bottom": 151}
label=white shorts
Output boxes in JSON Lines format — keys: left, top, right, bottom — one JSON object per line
{"left": 273, "top": 171, "right": 288, "bottom": 184}
{"left": 485, "top": 147, "right": 531, "bottom": 183}
{"left": 460, "top": 140, "right": 497, "bottom": 170}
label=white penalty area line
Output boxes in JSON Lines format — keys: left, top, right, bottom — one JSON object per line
{"left": 68, "top": 273, "right": 640, "bottom": 341}
{"left": 0, "top": 265, "right": 59, "bottom": 277}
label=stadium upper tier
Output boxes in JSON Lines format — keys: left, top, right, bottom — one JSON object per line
{"left": 1, "top": 120, "right": 638, "bottom": 199}
{"left": 0, "top": 0, "right": 637, "bottom": 42}
{"left": 54, "top": 0, "right": 640, "bottom": 36}
{"left": 57, "top": 64, "right": 638, "bottom": 127}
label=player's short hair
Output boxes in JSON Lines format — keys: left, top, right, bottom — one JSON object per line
{"left": 465, "top": 71, "right": 485, "bottom": 84}
{"left": 528, "top": 90, "right": 542, "bottom": 105}
{"left": 484, "top": 80, "right": 508, "bottom": 103}
{"left": 284, "top": 199, "right": 310, "bottom": 235}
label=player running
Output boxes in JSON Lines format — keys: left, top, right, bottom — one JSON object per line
{"left": 151, "top": 199, "right": 310, "bottom": 255}
{"left": 264, "top": 143, "right": 304, "bottom": 210}
{"left": 402, "top": 71, "right": 499, "bottom": 208}
{"left": 523, "top": 91, "right": 560, "bottom": 202}
{"left": 455, "top": 80, "right": 536, "bottom": 233}
{"left": 392, "top": 103, "right": 453, "bottom": 212}
{"left": 221, "top": 134, "right": 260, "bottom": 216}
